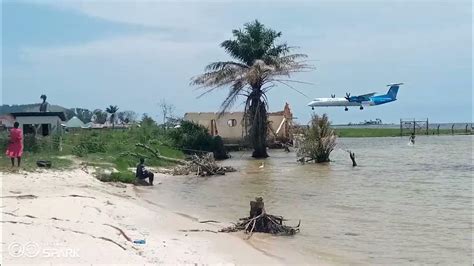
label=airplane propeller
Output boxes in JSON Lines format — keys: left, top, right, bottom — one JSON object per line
{"left": 345, "top": 92, "right": 351, "bottom": 100}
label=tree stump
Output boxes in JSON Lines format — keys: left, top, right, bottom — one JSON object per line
{"left": 220, "top": 197, "right": 300, "bottom": 237}
{"left": 250, "top": 197, "right": 264, "bottom": 218}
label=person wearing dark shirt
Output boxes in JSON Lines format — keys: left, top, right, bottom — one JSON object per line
{"left": 136, "top": 158, "right": 154, "bottom": 185}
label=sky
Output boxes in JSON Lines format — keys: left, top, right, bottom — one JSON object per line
{"left": 2, "top": 0, "right": 472, "bottom": 124}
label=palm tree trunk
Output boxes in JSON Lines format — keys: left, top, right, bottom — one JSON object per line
{"left": 248, "top": 95, "right": 269, "bottom": 158}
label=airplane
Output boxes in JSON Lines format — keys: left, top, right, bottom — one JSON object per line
{"left": 307, "top": 83, "right": 403, "bottom": 111}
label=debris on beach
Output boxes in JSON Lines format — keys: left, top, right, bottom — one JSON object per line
{"left": 220, "top": 197, "right": 300, "bottom": 238}
{"left": 167, "top": 154, "right": 236, "bottom": 176}
{"left": 121, "top": 143, "right": 235, "bottom": 176}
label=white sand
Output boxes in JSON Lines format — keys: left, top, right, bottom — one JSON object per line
{"left": 0, "top": 168, "right": 282, "bottom": 265}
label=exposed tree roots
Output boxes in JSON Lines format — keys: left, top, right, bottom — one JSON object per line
{"left": 220, "top": 197, "right": 300, "bottom": 238}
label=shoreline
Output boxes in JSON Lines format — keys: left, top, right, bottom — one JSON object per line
{"left": 0, "top": 168, "right": 284, "bottom": 264}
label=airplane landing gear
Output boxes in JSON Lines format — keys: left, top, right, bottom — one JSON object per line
{"left": 344, "top": 107, "right": 348, "bottom": 111}
{"left": 359, "top": 106, "right": 364, "bottom": 110}
{"left": 312, "top": 107, "right": 314, "bottom": 110}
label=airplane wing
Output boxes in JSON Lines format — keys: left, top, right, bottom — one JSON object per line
{"left": 347, "top": 92, "right": 376, "bottom": 102}
{"left": 358, "top": 92, "right": 376, "bottom": 98}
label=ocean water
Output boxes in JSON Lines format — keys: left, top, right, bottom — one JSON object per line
{"left": 140, "top": 135, "right": 473, "bottom": 264}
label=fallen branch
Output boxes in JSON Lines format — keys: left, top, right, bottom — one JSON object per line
{"left": 166, "top": 154, "right": 236, "bottom": 176}
{"left": 199, "top": 220, "right": 220, "bottom": 224}
{"left": 135, "top": 143, "right": 186, "bottom": 164}
{"left": 178, "top": 229, "right": 218, "bottom": 233}
{"left": 103, "top": 224, "right": 132, "bottom": 242}
{"left": 65, "top": 194, "right": 96, "bottom": 199}
{"left": 54, "top": 226, "right": 127, "bottom": 250}
{"left": 1, "top": 194, "right": 37, "bottom": 199}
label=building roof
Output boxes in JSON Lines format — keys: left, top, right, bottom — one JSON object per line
{"left": 10, "top": 112, "right": 67, "bottom": 121}
{"left": 64, "top": 116, "right": 86, "bottom": 128}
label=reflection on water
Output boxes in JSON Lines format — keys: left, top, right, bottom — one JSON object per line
{"left": 141, "top": 135, "right": 473, "bottom": 264}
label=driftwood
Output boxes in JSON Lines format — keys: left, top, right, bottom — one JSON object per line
{"left": 167, "top": 154, "right": 236, "bottom": 176}
{"left": 135, "top": 143, "right": 186, "bottom": 164}
{"left": 349, "top": 151, "right": 357, "bottom": 167}
{"left": 220, "top": 197, "right": 300, "bottom": 238}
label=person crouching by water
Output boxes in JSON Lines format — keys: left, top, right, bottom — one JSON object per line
{"left": 409, "top": 133, "right": 415, "bottom": 145}
{"left": 6, "top": 122, "right": 23, "bottom": 167}
{"left": 136, "top": 158, "right": 154, "bottom": 185}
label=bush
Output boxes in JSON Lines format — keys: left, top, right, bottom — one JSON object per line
{"left": 168, "top": 121, "right": 214, "bottom": 152}
{"left": 97, "top": 171, "right": 135, "bottom": 183}
{"left": 212, "top": 135, "right": 230, "bottom": 160}
{"left": 0, "top": 131, "right": 10, "bottom": 152}
{"left": 298, "top": 114, "right": 336, "bottom": 163}
{"left": 72, "top": 133, "right": 107, "bottom": 157}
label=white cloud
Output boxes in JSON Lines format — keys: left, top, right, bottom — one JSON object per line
{"left": 6, "top": 0, "right": 473, "bottom": 123}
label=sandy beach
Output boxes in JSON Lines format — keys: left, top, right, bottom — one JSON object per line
{"left": 0, "top": 168, "right": 283, "bottom": 265}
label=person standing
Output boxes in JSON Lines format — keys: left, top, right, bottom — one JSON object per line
{"left": 409, "top": 132, "right": 416, "bottom": 145}
{"left": 6, "top": 122, "right": 23, "bottom": 167}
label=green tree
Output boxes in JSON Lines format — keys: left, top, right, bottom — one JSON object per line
{"left": 106, "top": 105, "right": 119, "bottom": 128}
{"left": 191, "top": 20, "right": 311, "bottom": 158}
{"left": 141, "top": 113, "right": 156, "bottom": 127}
{"left": 71, "top": 108, "right": 93, "bottom": 123}
{"left": 92, "top": 109, "right": 107, "bottom": 124}
{"left": 117, "top": 110, "right": 138, "bottom": 124}
{"left": 168, "top": 121, "right": 214, "bottom": 152}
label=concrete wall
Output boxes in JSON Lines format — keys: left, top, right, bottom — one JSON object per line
{"left": 184, "top": 112, "right": 245, "bottom": 141}
{"left": 184, "top": 111, "right": 292, "bottom": 143}
{"left": 0, "top": 115, "right": 15, "bottom": 128}
{"left": 15, "top": 116, "right": 63, "bottom": 135}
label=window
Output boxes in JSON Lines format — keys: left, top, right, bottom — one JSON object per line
{"left": 41, "top": 124, "right": 50, "bottom": 136}
{"left": 227, "top": 119, "right": 237, "bottom": 127}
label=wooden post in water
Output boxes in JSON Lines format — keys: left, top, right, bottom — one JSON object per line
{"left": 400, "top": 119, "right": 403, "bottom": 136}
{"left": 349, "top": 151, "right": 357, "bottom": 167}
{"left": 426, "top": 118, "right": 429, "bottom": 135}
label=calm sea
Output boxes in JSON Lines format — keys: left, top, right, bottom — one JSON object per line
{"left": 140, "top": 135, "right": 473, "bottom": 264}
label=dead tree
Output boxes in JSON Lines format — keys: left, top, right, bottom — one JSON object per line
{"left": 220, "top": 197, "right": 300, "bottom": 237}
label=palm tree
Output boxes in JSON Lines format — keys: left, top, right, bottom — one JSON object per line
{"left": 105, "top": 105, "right": 119, "bottom": 128}
{"left": 191, "top": 20, "right": 312, "bottom": 158}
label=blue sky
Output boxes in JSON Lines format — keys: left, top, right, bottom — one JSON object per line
{"left": 2, "top": 0, "right": 472, "bottom": 124}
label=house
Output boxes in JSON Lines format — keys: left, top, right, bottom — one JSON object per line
{"left": 63, "top": 116, "right": 86, "bottom": 129}
{"left": 0, "top": 114, "right": 15, "bottom": 128}
{"left": 184, "top": 103, "right": 294, "bottom": 144}
{"left": 10, "top": 112, "right": 67, "bottom": 136}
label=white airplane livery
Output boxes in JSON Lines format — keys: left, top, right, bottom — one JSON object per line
{"left": 308, "top": 83, "right": 403, "bottom": 111}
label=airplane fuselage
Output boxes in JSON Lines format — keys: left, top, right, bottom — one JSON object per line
{"left": 308, "top": 96, "right": 397, "bottom": 107}
{"left": 307, "top": 83, "right": 402, "bottom": 110}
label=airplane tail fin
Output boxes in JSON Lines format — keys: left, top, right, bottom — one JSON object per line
{"left": 386, "top": 83, "right": 403, "bottom": 99}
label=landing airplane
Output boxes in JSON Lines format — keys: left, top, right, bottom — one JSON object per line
{"left": 308, "top": 83, "right": 403, "bottom": 111}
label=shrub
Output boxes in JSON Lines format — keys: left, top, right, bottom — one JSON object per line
{"left": 168, "top": 121, "right": 214, "bottom": 152}
{"left": 212, "top": 135, "right": 230, "bottom": 160}
{"left": 72, "top": 133, "right": 107, "bottom": 157}
{"left": 97, "top": 171, "right": 135, "bottom": 183}
{"left": 298, "top": 114, "right": 336, "bottom": 163}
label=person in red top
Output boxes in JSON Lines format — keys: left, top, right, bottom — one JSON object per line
{"left": 6, "top": 122, "right": 23, "bottom": 167}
